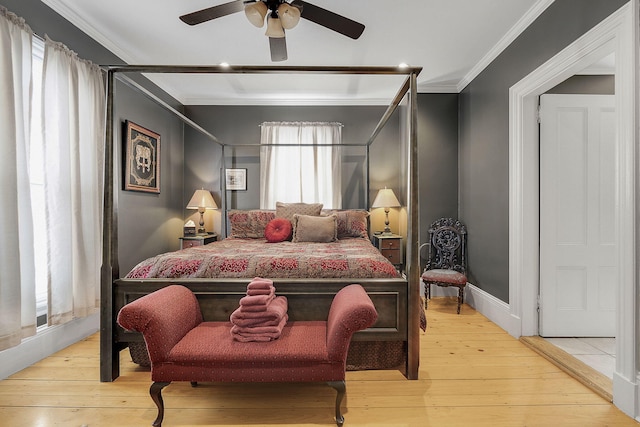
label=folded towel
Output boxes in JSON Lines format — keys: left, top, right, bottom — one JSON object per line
{"left": 231, "top": 315, "right": 288, "bottom": 342}
{"left": 239, "top": 291, "right": 275, "bottom": 306}
{"left": 230, "top": 296, "right": 288, "bottom": 327}
{"left": 231, "top": 314, "right": 288, "bottom": 335}
{"left": 247, "top": 277, "right": 274, "bottom": 291}
{"left": 231, "top": 334, "right": 273, "bottom": 342}
{"left": 237, "top": 303, "right": 269, "bottom": 313}
{"left": 246, "top": 287, "right": 275, "bottom": 296}
{"left": 231, "top": 316, "right": 281, "bottom": 327}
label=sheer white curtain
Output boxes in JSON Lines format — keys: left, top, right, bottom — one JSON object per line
{"left": 0, "top": 8, "right": 36, "bottom": 351}
{"left": 42, "top": 37, "right": 104, "bottom": 324}
{"left": 259, "top": 121, "right": 342, "bottom": 209}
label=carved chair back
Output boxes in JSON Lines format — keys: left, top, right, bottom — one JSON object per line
{"left": 425, "top": 217, "right": 467, "bottom": 274}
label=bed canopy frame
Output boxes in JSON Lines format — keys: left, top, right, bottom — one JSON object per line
{"left": 100, "top": 65, "right": 422, "bottom": 382}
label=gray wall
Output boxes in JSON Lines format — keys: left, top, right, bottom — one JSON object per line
{"left": 114, "top": 85, "right": 185, "bottom": 274}
{"left": 548, "top": 74, "right": 615, "bottom": 94}
{"left": 459, "top": 0, "right": 628, "bottom": 302}
{"left": 417, "top": 94, "right": 459, "bottom": 266}
{"left": 2, "top": 0, "right": 187, "bottom": 275}
{"left": 183, "top": 105, "right": 403, "bottom": 214}
{"left": 184, "top": 97, "right": 459, "bottom": 250}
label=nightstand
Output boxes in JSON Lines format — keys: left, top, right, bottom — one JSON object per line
{"left": 372, "top": 233, "right": 403, "bottom": 271}
{"left": 180, "top": 233, "right": 217, "bottom": 249}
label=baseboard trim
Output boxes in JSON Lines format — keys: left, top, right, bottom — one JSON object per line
{"left": 464, "top": 283, "right": 516, "bottom": 332}
{"left": 0, "top": 314, "right": 99, "bottom": 380}
{"left": 429, "top": 282, "right": 518, "bottom": 336}
{"left": 613, "top": 372, "right": 640, "bottom": 422}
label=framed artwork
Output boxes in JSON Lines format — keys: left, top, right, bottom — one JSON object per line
{"left": 225, "top": 168, "right": 247, "bottom": 191}
{"left": 124, "top": 120, "right": 160, "bottom": 193}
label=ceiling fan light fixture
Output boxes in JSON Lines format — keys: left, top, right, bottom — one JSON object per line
{"left": 244, "top": 1, "right": 268, "bottom": 28}
{"left": 278, "top": 3, "right": 301, "bottom": 30}
{"left": 265, "top": 15, "right": 285, "bottom": 38}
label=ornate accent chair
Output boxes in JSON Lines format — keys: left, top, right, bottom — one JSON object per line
{"left": 421, "top": 218, "right": 468, "bottom": 314}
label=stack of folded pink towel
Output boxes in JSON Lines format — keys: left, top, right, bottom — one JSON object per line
{"left": 230, "top": 277, "right": 288, "bottom": 342}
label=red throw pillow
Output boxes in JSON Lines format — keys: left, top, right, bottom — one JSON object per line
{"left": 264, "top": 218, "right": 292, "bottom": 243}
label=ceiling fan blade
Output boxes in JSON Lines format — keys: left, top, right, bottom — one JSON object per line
{"left": 269, "top": 37, "right": 287, "bottom": 62}
{"left": 180, "top": 0, "right": 245, "bottom": 26}
{"left": 291, "top": 0, "right": 365, "bottom": 39}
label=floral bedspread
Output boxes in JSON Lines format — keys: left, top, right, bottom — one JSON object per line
{"left": 125, "top": 237, "right": 400, "bottom": 279}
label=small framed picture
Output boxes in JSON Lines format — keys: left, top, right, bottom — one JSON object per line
{"left": 225, "top": 168, "right": 247, "bottom": 191}
{"left": 124, "top": 121, "right": 160, "bottom": 193}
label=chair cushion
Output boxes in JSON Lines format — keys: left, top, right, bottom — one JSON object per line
{"left": 422, "top": 269, "right": 467, "bottom": 285}
{"left": 168, "top": 321, "right": 328, "bottom": 364}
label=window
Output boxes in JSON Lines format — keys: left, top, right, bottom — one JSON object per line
{"left": 29, "top": 37, "right": 47, "bottom": 327}
{"left": 1, "top": 16, "right": 104, "bottom": 352}
{"left": 259, "top": 122, "right": 342, "bottom": 209}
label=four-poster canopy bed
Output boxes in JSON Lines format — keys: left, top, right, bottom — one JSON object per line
{"left": 99, "top": 65, "right": 422, "bottom": 382}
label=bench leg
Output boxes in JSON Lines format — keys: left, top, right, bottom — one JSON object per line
{"left": 150, "top": 381, "right": 170, "bottom": 427}
{"left": 327, "top": 380, "right": 346, "bottom": 427}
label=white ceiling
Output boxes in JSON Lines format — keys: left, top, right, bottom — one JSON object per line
{"left": 42, "top": 0, "right": 553, "bottom": 105}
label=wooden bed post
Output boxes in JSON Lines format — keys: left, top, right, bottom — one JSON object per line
{"left": 221, "top": 144, "right": 228, "bottom": 237}
{"left": 405, "top": 70, "right": 420, "bottom": 380}
{"left": 100, "top": 69, "right": 121, "bottom": 382}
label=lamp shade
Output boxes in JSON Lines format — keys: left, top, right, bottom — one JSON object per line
{"left": 244, "top": 1, "right": 268, "bottom": 27}
{"left": 278, "top": 3, "right": 301, "bottom": 29}
{"left": 371, "top": 187, "right": 401, "bottom": 208}
{"left": 187, "top": 189, "right": 217, "bottom": 210}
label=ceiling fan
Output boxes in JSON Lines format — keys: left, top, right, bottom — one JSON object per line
{"left": 179, "top": 0, "right": 365, "bottom": 62}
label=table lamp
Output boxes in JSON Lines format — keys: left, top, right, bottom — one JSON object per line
{"left": 187, "top": 189, "right": 217, "bottom": 235}
{"left": 371, "top": 187, "right": 401, "bottom": 235}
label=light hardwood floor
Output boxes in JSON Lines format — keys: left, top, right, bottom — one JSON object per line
{"left": 0, "top": 297, "right": 637, "bottom": 427}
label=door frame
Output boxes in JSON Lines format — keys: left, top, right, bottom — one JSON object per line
{"left": 508, "top": 2, "right": 638, "bottom": 418}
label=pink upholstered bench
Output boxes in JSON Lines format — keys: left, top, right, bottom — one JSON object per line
{"left": 117, "top": 283, "right": 378, "bottom": 427}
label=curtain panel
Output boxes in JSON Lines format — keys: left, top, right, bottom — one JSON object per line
{"left": 259, "top": 121, "right": 342, "bottom": 209}
{"left": 42, "top": 36, "right": 105, "bottom": 325}
{"left": 0, "top": 7, "right": 36, "bottom": 351}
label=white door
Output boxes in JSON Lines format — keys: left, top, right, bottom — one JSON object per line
{"left": 539, "top": 94, "right": 616, "bottom": 337}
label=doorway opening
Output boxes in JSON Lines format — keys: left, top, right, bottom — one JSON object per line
{"left": 538, "top": 73, "right": 616, "bottom": 382}
{"left": 508, "top": 3, "right": 637, "bottom": 417}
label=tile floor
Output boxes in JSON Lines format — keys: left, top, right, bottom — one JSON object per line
{"left": 543, "top": 337, "right": 615, "bottom": 379}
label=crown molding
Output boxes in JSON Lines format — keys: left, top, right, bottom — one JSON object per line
{"left": 417, "top": 83, "right": 460, "bottom": 94}
{"left": 41, "top": 0, "right": 137, "bottom": 64}
{"left": 457, "top": 0, "right": 556, "bottom": 92}
{"left": 42, "top": 0, "right": 555, "bottom": 99}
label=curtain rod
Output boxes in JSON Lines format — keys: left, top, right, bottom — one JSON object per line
{"left": 259, "top": 121, "right": 344, "bottom": 127}
{"left": 224, "top": 143, "right": 366, "bottom": 147}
